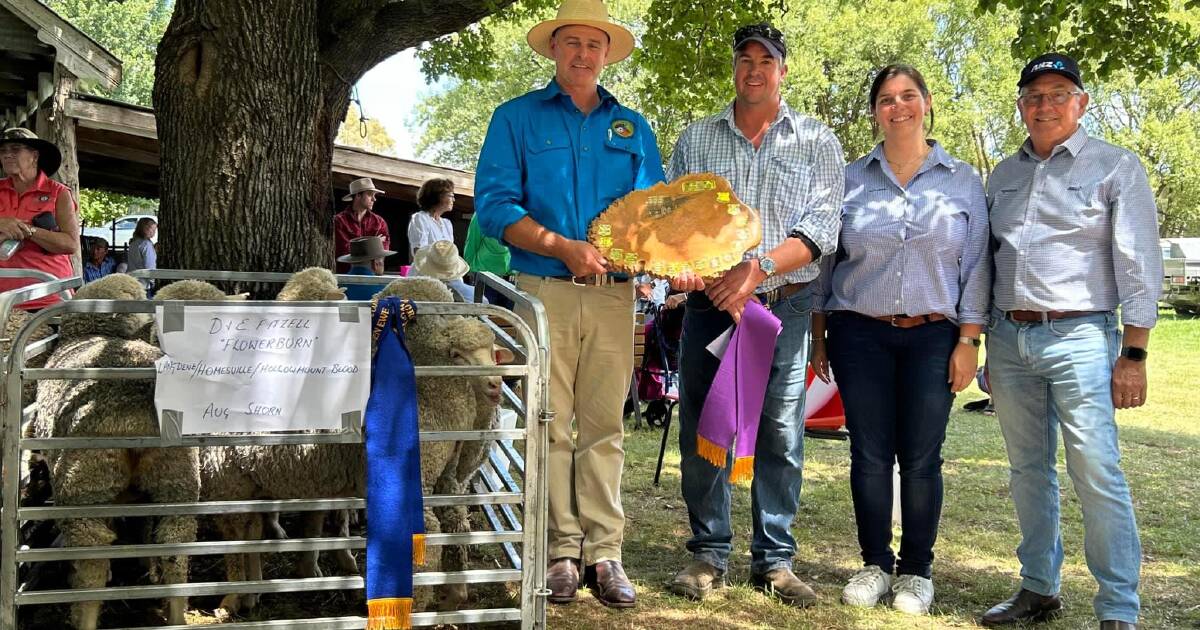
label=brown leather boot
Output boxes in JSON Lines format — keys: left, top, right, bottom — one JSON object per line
{"left": 667, "top": 559, "right": 726, "bottom": 600}
{"left": 980, "top": 589, "right": 1063, "bottom": 626}
{"left": 584, "top": 560, "right": 636, "bottom": 609}
{"left": 546, "top": 557, "right": 580, "bottom": 604}
{"left": 751, "top": 567, "right": 818, "bottom": 607}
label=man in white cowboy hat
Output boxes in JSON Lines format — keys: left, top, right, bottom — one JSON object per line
{"left": 474, "top": 0, "right": 665, "bottom": 609}
{"left": 337, "top": 234, "right": 397, "bottom": 301}
{"left": 410, "top": 239, "right": 474, "bottom": 302}
{"left": 334, "top": 177, "right": 391, "bottom": 273}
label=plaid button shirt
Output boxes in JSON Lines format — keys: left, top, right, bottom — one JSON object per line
{"left": 666, "top": 101, "right": 844, "bottom": 291}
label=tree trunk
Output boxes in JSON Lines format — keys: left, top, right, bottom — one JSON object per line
{"left": 154, "top": 1, "right": 344, "bottom": 274}
{"left": 153, "top": 0, "right": 517, "bottom": 277}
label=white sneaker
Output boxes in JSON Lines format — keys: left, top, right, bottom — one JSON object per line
{"left": 841, "top": 565, "right": 892, "bottom": 607}
{"left": 891, "top": 574, "right": 934, "bottom": 614}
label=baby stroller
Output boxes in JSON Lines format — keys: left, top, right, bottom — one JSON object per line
{"left": 628, "top": 302, "right": 683, "bottom": 429}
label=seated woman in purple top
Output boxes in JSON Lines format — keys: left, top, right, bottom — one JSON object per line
{"left": 809, "top": 64, "right": 991, "bottom": 615}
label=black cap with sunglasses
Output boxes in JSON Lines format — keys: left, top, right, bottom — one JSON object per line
{"left": 1018, "top": 53, "right": 1084, "bottom": 90}
{"left": 733, "top": 23, "right": 787, "bottom": 61}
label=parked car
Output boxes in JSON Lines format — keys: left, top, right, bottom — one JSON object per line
{"left": 1161, "top": 237, "right": 1200, "bottom": 316}
{"left": 82, "top": 214, "right": 158, "bottom": 247}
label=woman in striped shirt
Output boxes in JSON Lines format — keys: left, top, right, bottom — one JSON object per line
{"left": 810, "top": 64, "right": 991, "bottom": 615}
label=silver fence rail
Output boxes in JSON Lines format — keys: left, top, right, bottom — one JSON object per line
{"left": 0, "top": 269, "right": 551, "bottom": 629}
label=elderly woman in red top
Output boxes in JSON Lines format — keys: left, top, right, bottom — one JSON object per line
{"left": 0, "top": 128, "right": 79, "bottom": 309}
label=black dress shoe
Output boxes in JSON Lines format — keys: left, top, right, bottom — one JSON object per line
{"left": 546, "top": 557, "right": 580, "bottom": 604}
{"left": 1099, "top": 621, "right": 1138, "bottom": 630}
{"left": 981, "top": 588, "right": 1063, "bottom": 626}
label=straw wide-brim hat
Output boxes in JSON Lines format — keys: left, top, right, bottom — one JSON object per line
{"left": 411, "top": 240, "right": 470, "bottom": 281}
{"left": 341, "top": 177, "right": 386, "bottom": 202}
{"left": 0, "top": 128, "right": 62, "bottom": 177}
{"left": 527, "top": 0, "right": 635, "bottom": 64}
{"left": 338, "top": 235, "right": 397, "bottom": 264}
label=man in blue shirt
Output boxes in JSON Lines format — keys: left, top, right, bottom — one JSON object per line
{"left": 337, "top": 235, "right": 395, "bottom": 300}
{"left": 474, "top": 0, "right": 664, "bottom": 610}
{"left": 82, "top": 237, "right": 125, "bottom": 283}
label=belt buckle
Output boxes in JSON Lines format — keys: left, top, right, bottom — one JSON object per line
{"left": 890, "top": 314, "right": 901, "bottom": 327}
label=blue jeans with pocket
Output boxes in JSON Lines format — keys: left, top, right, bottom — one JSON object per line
{"left": 986, "top": 308, "right": 1140, "bottom": 623}
{"left": 825, "top": 312, "right": 957, "bottom": 579}
{"left": 676, "top": 287, "right": 812, "bottom": 575}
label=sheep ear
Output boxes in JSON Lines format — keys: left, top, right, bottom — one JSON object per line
{"left": 327, "top": 288, "right": 347, "bottom": 300}
{"left": 494, "top": 346, "right": 515, "bottom": 364}
{"left": 225, "top": 293, "right": 250, "bottom": 301}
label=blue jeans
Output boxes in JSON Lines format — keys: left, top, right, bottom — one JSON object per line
{"left": 677, "top": 287, "right": 813, "bottom": 575}
{"left": 987, "top": 309, "right": 1140, "bottom": 623}
{"left": 826, "top": 312, "right": 956, "bottom": 579}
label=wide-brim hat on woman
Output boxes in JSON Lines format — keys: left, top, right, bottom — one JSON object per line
{"left": 527, "top": 0, "right": 635, "bottom": 64}
{"left": 410, "top": 240, "right": 471, "bottom": 281}
{"left": 341, "top": 177, "right": 387, "bottom": 202}
{"left": 0, "top": 128, "right": 62, "bottom": 177}
{"left": 338, "top": 235, "right": 398, "bottom": 264}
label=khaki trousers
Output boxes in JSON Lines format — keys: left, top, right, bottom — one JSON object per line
{"left": 516, "top": 274, "right": 633, "bottom": 564}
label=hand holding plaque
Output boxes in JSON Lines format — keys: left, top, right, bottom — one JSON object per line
{"left": 588, "top": 173, "right": 762, "bottom": 278}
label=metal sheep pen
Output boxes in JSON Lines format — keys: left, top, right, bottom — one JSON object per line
{"left": 0, "top": 269, "right": 550, "bottom": 629}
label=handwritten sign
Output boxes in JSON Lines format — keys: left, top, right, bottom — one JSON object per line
{"left": 154, "top": 304, "right": 371, "bottom": 435}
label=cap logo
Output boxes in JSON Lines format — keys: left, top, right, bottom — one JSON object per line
{"left": 1031, "top": 60, "right": 1065, "bottom": 72}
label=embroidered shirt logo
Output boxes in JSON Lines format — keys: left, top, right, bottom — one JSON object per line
{"left": 38, "top": 195, "right": 49, "bottom": 202}
{"left": 610, "top": 120, "right": 635, "bottom": 139}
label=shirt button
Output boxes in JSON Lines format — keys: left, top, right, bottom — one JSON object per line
{"left": 1018, "top": 250, "right": 1026, "bottom": 255}
{"left": 1024, "top": 220, "right": 1031, "bottom": 226}
{"left": 896, "top": 272, "right": 902, "bottom": 277}
{"left": 894, "top": 299, "right": 900, "bottom": 304}
{"left": 583, "top": 147, "right": 589, "bottom": 152}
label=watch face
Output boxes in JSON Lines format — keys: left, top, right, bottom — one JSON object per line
{"left": 760, "top": 257, "right": 776, "bottom": 275}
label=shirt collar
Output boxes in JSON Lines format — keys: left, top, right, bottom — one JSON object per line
{"left": 1020, "top": 124, "right": 1089, "bottom": 161}
{"left": 538, "top": 78, "right": 618, "bottom": 106}
{"left": 865, "top": 140, "right": 953, "bottom": 170}
{"left": 0, "top": 171, "right": 53, "bottom": 194}
{"left": 720, "top": 99, "right": 796, "bottom": 135}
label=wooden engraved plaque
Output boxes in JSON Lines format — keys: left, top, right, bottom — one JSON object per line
{"left": 588, "top": 173, "right": 762, "bottom": 277}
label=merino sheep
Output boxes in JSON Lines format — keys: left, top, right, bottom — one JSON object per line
{"left": 33, "top": 274, "right": 199, "bottom": 630}
{"left": 205, "top": 274, "right": 509, "bottom": 614}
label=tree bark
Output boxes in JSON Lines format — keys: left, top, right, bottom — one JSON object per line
{"left": 153, "top": 0, "right": 517, "bottom": 275}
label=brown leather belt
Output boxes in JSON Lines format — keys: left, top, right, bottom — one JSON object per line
{"left": 547, "top": 274, "right": 629, "bottom": 286}
{"left": 1004, "top": 310, "right": 1103, "bottom": 323}
{"left": 871, "top": 313, "right": 948, "bottom": 328}
{"left": 756, "top": 281, "right": 809, "bottom": 305}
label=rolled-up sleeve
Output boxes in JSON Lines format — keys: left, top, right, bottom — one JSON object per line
{"left": 1111, "top": 153, "right": 1163, "bottom": 328}
{"left": 957, "top": 171, "right": 992, "bottom": 325}
{"left": 790, "top": 130, "right": 845, "bottom": 259}
{"left": 474, "top": 105, "right": 529, "bottom": 242}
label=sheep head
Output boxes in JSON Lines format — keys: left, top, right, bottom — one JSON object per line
{"left": 375, "top": 277, "right": 454, "bottom": 303}
{"left": 278, "top": 267, "right": 345, "bottom": 301}
{"left": 60, "top": 274, "right": 150, "bottom": 339}
{"left": 154, "top": 280, "right": 247, "bottom": 302}
{"left": 442, "top": 317, "right": 515, "bottom": 407}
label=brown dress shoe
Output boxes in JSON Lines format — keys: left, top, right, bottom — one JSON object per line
{"left": 751, "top": 567, "right": 818, "bottom": 607}
{"left": 546, "top": 557, "right": 580, "bottom": 604}
{"left": 981, "top": 588, "right": 1063, "bottom": 626}
{"left": 584, "top": 560, "right": 636, "bottom": 609}
{"left": 1099, "top": 621, "right": 1138, "bottom": 630}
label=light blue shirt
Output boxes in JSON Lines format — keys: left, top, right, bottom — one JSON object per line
{"left": 474, "top": 79, "right": 665, "bottom": 277}
{"left": 667, "top": 100, "right": 845, "bottom": 292}
{"left": 988, "top": 126, "right": 1162, "bottom": 328}
{"left": 816, "top": 141, "right": 991, "bottom": 324}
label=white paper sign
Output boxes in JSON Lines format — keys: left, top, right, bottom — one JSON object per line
{"left": 154, "top": 304, "right": 371, "bottom": 435}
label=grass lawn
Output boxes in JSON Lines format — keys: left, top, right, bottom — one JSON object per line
{"left": 551, "top": 309, "right": 1200, "bottom": 629}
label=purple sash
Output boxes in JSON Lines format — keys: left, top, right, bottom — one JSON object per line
{"left": 695, "top": 300, "right": 782, "bottom": 482}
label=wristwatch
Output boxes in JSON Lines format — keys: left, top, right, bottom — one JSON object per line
{"left": 958, "top": 336, "right": 981, "bottom": 347}
{"left": 758, "top": 256, "right": 777, "bottom": 278}
{"left": 1120, "top": 346, "right": 1148, "bottom": 362}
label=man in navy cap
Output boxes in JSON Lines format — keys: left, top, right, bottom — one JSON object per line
{"left": 980, "top": 53, "right": 1160, "bottom": 630}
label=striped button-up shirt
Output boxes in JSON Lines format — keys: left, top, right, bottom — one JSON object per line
{"left": 815, "top": 141, "right": 991, "bottom": 324}
{"left": 988, "top": 126, "right": 1162, "bottom": 328}
{"left": 667, "top": 101, "right": 844, "bottom": 292}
